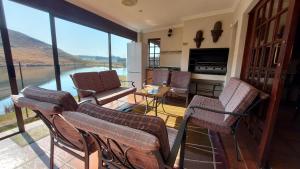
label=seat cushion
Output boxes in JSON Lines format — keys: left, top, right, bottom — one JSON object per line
{"left": 219, "top": 78, "right": 241, "bottom": 107}
{"left": 72, "top": 72, "right": 105, "bottom": 97}
{"left": 186, "top": 95, "right": 231, "bottom": 134}
{"left": 77, "top": 102, "right": 171, "bottom": 161}
{"left": 82, "top": 87, "right": 136, "bottom": 105}
{"left": 22, "top": 86, "right": 78, "bottom": 111}
{"left": 224, "top": 81, "right": 258, "bottom": 125}
{"left": 99, "top": 70, "right": 121, "bottom": 90}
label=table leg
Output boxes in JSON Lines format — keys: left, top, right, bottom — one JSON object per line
{"left": 161, "top": 96, "right": 167, "bottom": 113}
{"left": 155, "top": 97, "right": 158, "bottom": 116}
{"left": 145, "top": 96, "right": 149, "bottom": 114}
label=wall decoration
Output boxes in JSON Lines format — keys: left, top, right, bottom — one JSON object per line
{"left": 168, "top": 28, "right": 173, "bottom": 37}
{"left": 194, "top": 30, "right": 204, "bottom": 48}
{"left": 211, "top": 21, "right": 223, "bottom": 42}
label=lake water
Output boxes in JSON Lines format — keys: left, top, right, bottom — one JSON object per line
{"left": 0, "top": 66, "right": 127, "bottom": 114}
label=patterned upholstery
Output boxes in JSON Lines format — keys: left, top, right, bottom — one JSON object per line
{"left": 77, "top": 102, "right": 171, "bottom": 161}
{"left": 99, "top": 70, "right": 121, "bottom": 90}
{"left": 82, "top": 87, "right": 136, "bottom": 105}
{"left": 152, "top": 70, "right": 170, "bottom": 86}
{"left": 63, "top": 111, "right": 164, "bottom": 169}
{"left": 22, "top": 86, "right": 78, "bottom": 111}
{"left": 224, "top": 81, "right": 258, "bottom": 125}
{"left": 170, "top": 71, "right": 191, "bottom": 89}
{"left": 72, "top": 72, "right": 105, "bottom": 97}
{"left": 219, "top": 78, "right": 241, "bottom": 107}
{"left": 12, "top": 87, "right": 96, "bottom": 151}
{"left": 186, "top": 95, "right": 232, "bottom": 134}
{"left": 186, "top": 78, "right": 259, "bottom": 133}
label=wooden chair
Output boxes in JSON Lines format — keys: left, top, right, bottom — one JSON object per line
{"left": 12, "top": 86, "right": 96, "bottom": 169}
{"left": 185, "top": 78, "right": 269, "bottom": 161}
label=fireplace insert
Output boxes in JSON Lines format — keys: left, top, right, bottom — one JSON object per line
{"left": 188, "top": 48, "right": 229, "bottom": 75}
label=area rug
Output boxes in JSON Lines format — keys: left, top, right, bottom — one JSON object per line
{"left": 131, "top": 100, "right": 229, "bottom": 169}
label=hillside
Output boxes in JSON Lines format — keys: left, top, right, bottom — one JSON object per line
{"left": 0, "top": 30, "right": 82, "bottom": 66}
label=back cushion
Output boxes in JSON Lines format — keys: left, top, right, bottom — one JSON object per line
{"left": 22, "top": 86, "right": 78, "bottom": 111}
{"left": 77, "top": 102, "right": 170, "bottom": 161}
{"left": 72, "top": 72, "right": 105, "bottom": 97}
{"left": 224, "top": 82, "right": 258, "bottom": 124}
{"left": 152, "top": 70, "right": 170, "bottom": 86}
{"left": 219, "top": 78, "right": 241, "bottom": 107}
{"left": 99, "top": 70, "right": 121, "bottom": 90}
{"left": 170, "top": 71, "right": 191, "bottom": 88}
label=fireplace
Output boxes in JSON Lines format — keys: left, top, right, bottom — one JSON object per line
{"left": 188, "top": 48, "right": 229, "bottom": 75}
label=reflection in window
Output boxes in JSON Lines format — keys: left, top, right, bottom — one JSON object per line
{"left": 148, "top": 39, "right": 160, "bottom": 67}
{"left": 111, "top": 34, "right": 131, "bottom": 80}
{"left": 55, "top": 18, "right": 109, "bottom": 96}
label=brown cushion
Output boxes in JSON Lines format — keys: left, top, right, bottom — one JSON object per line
{"left": 72, "top": 72, "right": 105, "bottom": 97}
{"left": 152, "top": 70, "right": 170, "bottom": 86}
{"left": 170, "top": 71, "right": 191, "bottom": 89}
{"left": 224, "top": 81, "right": 258, "bottom": 125}
{"left": 186, "top": 95, "right": 231, "bottom": 134}
{"left": 22, "top": 86, "right": 78, "bottom": 111}
{"left": 77, "top": 102, "right": 171, "bottom": 161}
{"left": 82, "top": 87, "right": 136, "bottom": 105}
{"left": 219, "top": 77, "right": 241, "bottom": 107}
{"left": 99, "top": 70, "right": 121, "bottom": 90}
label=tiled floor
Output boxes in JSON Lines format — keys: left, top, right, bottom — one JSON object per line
{"left": 0, "top": 95, "right": 251, "bottom": 169}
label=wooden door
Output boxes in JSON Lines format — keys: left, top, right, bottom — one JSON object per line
{"left": 241, "top": 0, "right": 300, "bottom": 166}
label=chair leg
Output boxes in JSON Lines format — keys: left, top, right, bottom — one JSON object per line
{"left": 179, "top": 127, "right": 187, "bottom": 168}
{"left": 134, "top": 94, "right": 137, "bottom": 103}
{"left": 50, "top": 136, "right": 54, "bottom": 169}
{"left": 233, "top": 132, "right": 241, "bottom": 161}
{"left": 84, "top": 151, "right": 89, "bottom": 169}
{"left": 185, "top": 94, "right": 189, "bottom": 107}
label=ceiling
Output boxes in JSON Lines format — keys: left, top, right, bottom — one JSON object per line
{"left": 66, "top": 0, "right": 239, "bottom": 32}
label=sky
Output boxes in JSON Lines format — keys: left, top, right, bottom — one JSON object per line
{"left": 3, "top": 0, "right": 131, "bottom": 58}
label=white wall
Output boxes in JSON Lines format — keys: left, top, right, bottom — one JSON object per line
{"left": 141, "top": 0, "right": 259, "bottom": 81}
{"left": 142, "top": 27, "right": 183, "bottom": 67}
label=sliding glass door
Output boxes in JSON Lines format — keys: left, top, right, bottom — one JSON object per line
{"left": 55, "top": 18, "right": 109, "bottom": 97}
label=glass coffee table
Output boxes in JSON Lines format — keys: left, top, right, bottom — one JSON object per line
{"left": 134, "top": 85, "right": 170, "bottom": 116}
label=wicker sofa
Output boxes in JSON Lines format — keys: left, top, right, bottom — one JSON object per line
{"left": 70, "top": 70, "right": 136, "bottom": 105}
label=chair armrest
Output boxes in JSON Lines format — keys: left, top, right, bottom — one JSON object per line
{"left": 120, "top": 80, "right": 135, "bottom": 87}
{"left": 189, "top": 106, "right": 248, "bottom": 117}
{"left": 73, "top": 87, "right": 97, "bottom": 95}
{"left": 166, "top": 115, "right": 189, "bottom": 166}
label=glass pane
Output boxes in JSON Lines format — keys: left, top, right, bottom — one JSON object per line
{"left": 267, "top": 19, "right": 276, "bottom": 42}
{"left": 111, "top": 34, "right": 131, "bottom": 81}
{"left": 0, "top": 32, "right": 18, "bottom": 133}
{"left": 281, "top": 0, "right": 289, "bottom": 10}
{"left": 4, "top": 0, "right": 56, "bottom": 91}
{"left": 265, "top": 1, "right": 271, "bottom": 18}
{"left": 276, "top": 12, "right": 288, "bottom": 39}
{"left": 272, "top": 0, "right": 280, "bottom": 16}
{"left": 55, "top": 18, "right": 109, "bottom": 97}
{"left": 3, "top": 0, "right": 56, "bottom": 126}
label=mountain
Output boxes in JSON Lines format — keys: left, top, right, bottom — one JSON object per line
{"left": 0, "top": 30, "right": 82, "bottom": 66}
{"left": 79, "top": 55, "right": 126, "bottom": 63}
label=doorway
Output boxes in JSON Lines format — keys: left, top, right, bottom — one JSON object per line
{"left": 268, "top": 16, "right": 300, "bottom": 169}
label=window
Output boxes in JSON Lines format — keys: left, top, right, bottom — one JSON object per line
{"left": 3, "top": 0, "right": 56, "bottom": 126}
{"left": 111, "top": 34, "right": 131, "bottom": 80}
{"left": 55, "top": 18, "right": 109, "bottom": 96}
{"left": 148, "top": 39, "right": 160, "bottom": 67}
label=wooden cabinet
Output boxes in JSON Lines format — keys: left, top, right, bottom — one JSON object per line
{"left": 146, "top": 69, "right": 153, "bottom": 84}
